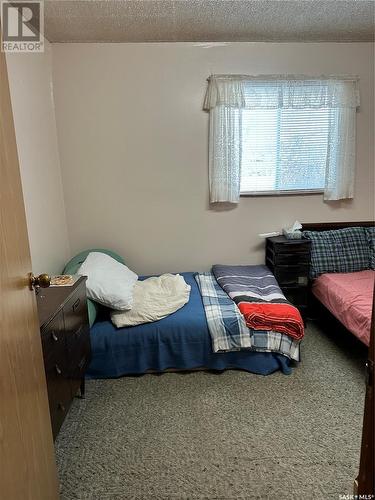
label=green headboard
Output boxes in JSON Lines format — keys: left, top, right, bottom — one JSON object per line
{"left": 63, "top": 249, "right": 125, "bottom": 327}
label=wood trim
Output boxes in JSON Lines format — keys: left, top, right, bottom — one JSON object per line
{"left": 301, "top": 221, "right": 375, "bottom": 231}
{"left": 357, "top": 281, "right": 375, "bottom": 495}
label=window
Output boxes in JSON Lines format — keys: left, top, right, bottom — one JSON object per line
{"left": 240, "top": 107, "right": 333, "bottom": 194}
{"left": 204, "top": 75, "right": 359, "bottom": 203}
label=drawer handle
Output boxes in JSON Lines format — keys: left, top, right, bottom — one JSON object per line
{"left": 72, "top": 298, "right": 80, "bottom": 312}
{"left": 51, "top": 331, "right": 58, "bottom": 342}
{"left": 55, "top": 364, "right": 62, "bottom": 375}
{"left": 58, "top": 402, "right": 65, "bottom": 412}
{"left": 74, "top": 325, "right": 83, "bottom": 338}
{"left": 78, "top": 357, "right": 86, "bottom": 370}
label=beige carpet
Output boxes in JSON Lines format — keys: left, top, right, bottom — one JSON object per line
{"left": 55, "top": 321, "right": 367, "bottom": 500}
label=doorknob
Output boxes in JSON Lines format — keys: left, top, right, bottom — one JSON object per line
{"left": 29, "top": 272, "right": 51, "bottom": 290}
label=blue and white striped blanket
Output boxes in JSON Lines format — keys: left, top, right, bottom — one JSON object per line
{"left": 195, "top": 272, "right": 300, "bottom": 361}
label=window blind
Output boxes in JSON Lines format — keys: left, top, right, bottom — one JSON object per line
{"left": 240, "top": 107, "right": 333, "bottom": 194}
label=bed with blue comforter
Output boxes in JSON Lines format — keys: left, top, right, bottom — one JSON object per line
{"left": 87, "top": 272, "right": 293, "bottom": 378}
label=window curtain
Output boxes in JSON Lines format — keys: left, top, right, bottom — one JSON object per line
{"left": 204, "top": 75, "right": 360, "bottom": 203}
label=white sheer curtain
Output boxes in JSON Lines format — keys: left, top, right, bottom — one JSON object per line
{"left": 204, "top": 75, "right": 360, "bottom": 203}
{"left": 208, "top": 105, "right": 242, "bottom": 203}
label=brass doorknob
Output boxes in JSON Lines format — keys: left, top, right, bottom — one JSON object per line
{"left": 29, "top": 272, "right": 51, "bottom": 290}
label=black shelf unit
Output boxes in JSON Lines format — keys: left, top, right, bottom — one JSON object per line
{"left": 265, "top": 235, "right": 311, "bottom": 319}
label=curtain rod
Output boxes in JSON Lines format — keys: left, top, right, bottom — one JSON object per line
{"left": 206, "top": 74, "right": 359, "bottom": 82}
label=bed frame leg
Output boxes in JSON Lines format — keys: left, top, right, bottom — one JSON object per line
{"left": 78, "top": 378, "right": 85, "bottom": 399}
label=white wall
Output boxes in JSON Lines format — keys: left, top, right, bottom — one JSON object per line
{"left": 7, "top": 40, "right": 70, "bottom": 275}
{"left": 52, "top": 42, "right": 374, "bottom": 275}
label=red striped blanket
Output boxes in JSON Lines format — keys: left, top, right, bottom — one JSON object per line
{"left": 212, "top": 264, "right": 304, "bottom": 341}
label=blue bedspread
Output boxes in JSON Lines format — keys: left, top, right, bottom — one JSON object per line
{"left": 87, "top": 273, "right": 292, "bottom": 378}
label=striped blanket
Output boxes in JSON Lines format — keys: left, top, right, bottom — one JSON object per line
{"left": 195, "top": 273, "right": 300, "bottom": 361}
{"left": 212, "top": 265, "right": 304, "bottom": 341}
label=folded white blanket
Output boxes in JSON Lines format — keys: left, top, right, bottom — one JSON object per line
{"left": 110, "top": 274, "right": 191, "bottom": 328}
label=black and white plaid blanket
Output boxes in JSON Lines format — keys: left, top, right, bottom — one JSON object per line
{"left": 195, "top": 273, "right": 300, "bottom": 361}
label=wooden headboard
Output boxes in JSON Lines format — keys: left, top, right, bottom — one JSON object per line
{"left": 301, "top": 221, "right": 375, "bottom": 232}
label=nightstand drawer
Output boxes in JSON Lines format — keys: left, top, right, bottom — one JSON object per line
{"left": 282, "top": 286, "right": 308, "bottom": 306}
{"left": 266, "top": 249, "right": 310, "bottom": 265}
{"left": 63, "top": 286, "right": 89, "bottom": 339}
{"left": 273, "top": 265, "right": 309, "bottom": 286}
{"left": 67, "top": 326, "right": 91, "bottom": 366}
{"left": 69, "top": 341, "right": 91, "bottom": 398}
{"left": 272, "top": 241, "right": 311, "bottom": 254}
{"left": 66, "top": 323, "right": 90, "bottom": 352}
{"left": 70, "top": 350, "right": 90, "bottom": 382}
{"left": 41, "top": 311, "right": 66, "bottom": 369}
{"left": 46, "top": 364, "right": 72, "bottom": 438}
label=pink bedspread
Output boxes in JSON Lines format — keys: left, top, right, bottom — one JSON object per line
{"left": 312, "top": 270, "right": 374, "bottom": 346}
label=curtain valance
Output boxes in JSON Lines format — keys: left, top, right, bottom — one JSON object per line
{"left": 203, "top": 75, "right": 360, "bottom": 111}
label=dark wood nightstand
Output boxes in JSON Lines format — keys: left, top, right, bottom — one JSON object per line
{"left": 265, "top": 235, "right": 311, "bottom": 319}
{"left": 36, "top": 276, "right": 91, "bottom": 439}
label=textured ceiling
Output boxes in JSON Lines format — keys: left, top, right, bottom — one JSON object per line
{"left": 44, "top": 0, "right": 375, "bottom": 43}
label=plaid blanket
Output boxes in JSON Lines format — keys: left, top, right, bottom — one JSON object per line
{"left": 195, "top": 273, "right": 300, "bottom": 361}
{"left": 212, "top": 265, "right": 304, "bottom": 341}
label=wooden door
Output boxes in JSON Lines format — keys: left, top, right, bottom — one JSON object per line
{"left": 0, "top": 39, "right": 59, "bottom": 499}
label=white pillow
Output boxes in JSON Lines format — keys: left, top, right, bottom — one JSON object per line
{"left": 77, "top": 252, "right": 138, "bottom": 310}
